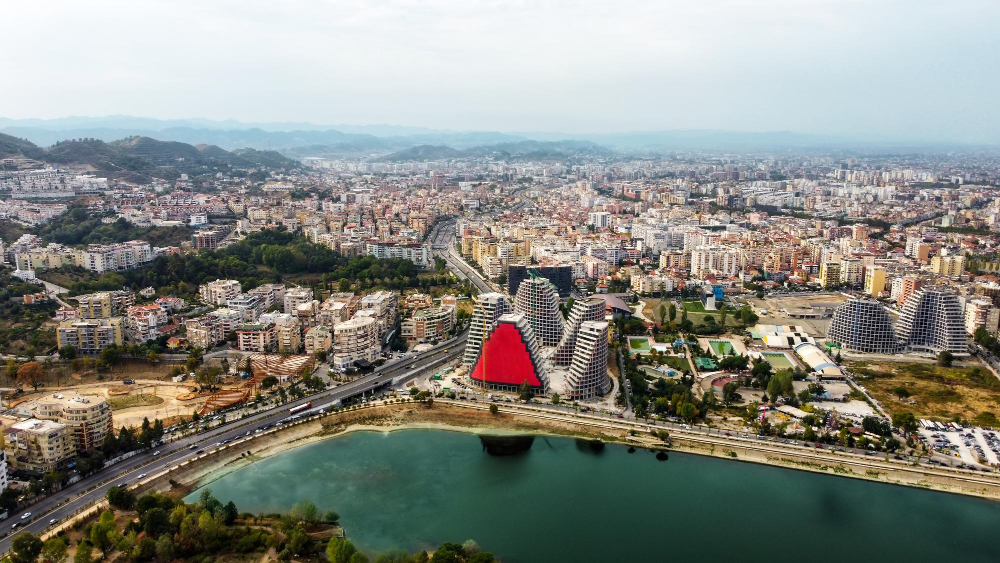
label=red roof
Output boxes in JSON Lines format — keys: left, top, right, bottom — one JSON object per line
{"left": 470, "top": 322, "right": 542, "bottom": 388}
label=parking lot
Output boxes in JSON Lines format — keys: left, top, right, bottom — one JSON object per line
{"left": 920, "top": 426, "right": 1000, "bottom": 469}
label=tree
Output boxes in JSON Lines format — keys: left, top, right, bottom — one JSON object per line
{"left": 892, "top": 411, "right": 919, "bottom": 434}
{"left": 261, "top": 376, "right": 279, "bottom": 389}
{"left": 892, "top": 386, "right": 910, "bottom": 399}
{"left": 40, "top": 537, "right": 69, "bottom": 563}
{"left": 290, "top": 500, "right": 319, "bottom": 523}
{"left": 551, "top": 393, "right": 560, "bottom": 405}
{"left": 107, "top": 485, "right": 136, "bottom": 510}
{"left": 937, "top": 350, "right": 954, "bottom": 367}
{"left": 58, "top": 345, "right": 77, "bottom": 360}
{"left": 678, "top": 402, "right": 697, "bottom": 422}
{"left": 489, "top": 403, "right": 499, "bottom": 415}
{"left": 90, "top": 511, "right": 116, "bottom": 556}
{"left": 16, "top": 361, "right": 45, "bottom": 391}
{"left": 518, "top": 381, "right": 532, "bottom": 402}
{"left": 73, "top": 542, "right": 95, "bottom": 563}
{"left": 154, "top": 535, "right": 175, "bottom": 562}
{"left": 9, "top": 532, "right": 44, "bottom": 563}
{"left": 722, "top": 381, "right": 741, "bottom": 405}
{"left": 324, "top": 510, "right": 340, "bottom": 524}
{"left": 668, "top": 303, "right": 677, "bottom": 323}
{"left": 328, "top": 537, "right": 358, "bottom": 563}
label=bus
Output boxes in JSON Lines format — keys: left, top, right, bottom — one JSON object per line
{"left": 289, "top": 402, "right": 312, "bottom": 415}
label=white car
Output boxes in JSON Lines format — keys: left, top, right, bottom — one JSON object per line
{"left": 20, "top": 512, "right": 31, "bottom": 520}
{"left": 137, "top": 473, "right": 147, "bottom": 479}
{"left": 49, "top": 519, "right": 57, "bottom": 525}
{"left": 153, "top": 450, "right": 161, "bottom": 456}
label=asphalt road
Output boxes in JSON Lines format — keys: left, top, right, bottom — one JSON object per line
{"left": 0, "top": 333, "right": 467, "bottom": 553}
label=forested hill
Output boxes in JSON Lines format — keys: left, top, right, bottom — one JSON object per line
{"left": 0, "top": 132, "right": 302, "bottom": 182}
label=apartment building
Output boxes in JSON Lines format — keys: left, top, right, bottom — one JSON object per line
{"left": 79, "top": 240, "right": 152, "bottom": 273}
{"left": 567, "top": 321, "right": 611, "bottom": 400}
{"left": 827, "top": 297, "right": 901, "bottom": 354}
{"left": 76, "top": 292, "right": 113, "bottom": 319}
{"left": 199, "top": 279, "right": 242, "bottom": 306}
{"left": 57, "top": 317, "right": 124, "bottom": 353}
{"left": 283, "top": 287, "right": 314, "bottom": 314}
{"left": 513, "top": 276, "right": 564, "bottom": 348}
{"left": 236, "top": 323, "right": 276, "bottom": 352}
{"left": 401, "top": 305, "right": 456, "bottom": 343}
{"left": 124, "top": 304, "right": 170, "bottom": 343}
{"left": 896, "top": 286, "right": 968, "bottom": 355}
{"left": 304, "top": 325, "right": 332, "bottom": 354}
{"left": 185, "top": 315, "right": 226, "bottom": 349}
{"left": 332, "top": 316, "right": 378, "bottom": 368}
{"left": 35, "top": 393, "right": 113, "bottom": 451}
{"left": 3, "top": 418, "right": 75, "bottom": 474}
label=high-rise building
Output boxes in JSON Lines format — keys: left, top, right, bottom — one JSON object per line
{"left": 896, "top": 286, "right": 968, "bottom": 355}
{"left": 469, "top": 313, "right": 548, "bottom": 393}
{"left": 508, "top": 265, "right": 573, "bottom": 297}
{"left": 897, "top": 276, "right": 924, "bottom": 307}
{"left": 513, "top": 276, "right": 564, "bottom": 348}
{"left": 931, "top": 255, "right": 965, "bottom": 277}
{"left": 554, "top": 297, "right": 606, "bottom": 366}
{"left": 588, "top": 211, "right": 611, "bottom": 229}
{"left": 863, "top": 266, "right": 886, "bottom": 297}
{"left": 464, "top": 293, "right": 512, "bottom": 368}
{"left": 964, "top": 298, "right": 1000, "bottom": 336}
{"left": 839, "top": 258, "right": 864, "bottom": 286}
{"left": 200, "top": 279, "right": 242, "bottom": 306}
{"left": 76, "top": 292, "right": 113, "bottom": 319}
{"left": 283, "top": 287, "right": 314, "bottom": 314}
{"left": 332, "top": 316, "right": 378, "bottom": 368}
{"left": 567, "top": 320, "right": 610, "bottom": 399}
{"left": 827, "top": 297, "right": 900, "bottom": 354}
{"left": 3, "top": 419, "right": 74, "bottom": 474}
{"left": 819, "top": 261, "right": 841, "bottom": 288}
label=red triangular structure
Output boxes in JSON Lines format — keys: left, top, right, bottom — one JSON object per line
{"left": 470, "top": 321, "right": 543, "bottom": 388}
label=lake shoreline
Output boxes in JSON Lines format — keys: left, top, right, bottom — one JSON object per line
{"left": 152, "top": 401, "right": 1000, "bottom": 502}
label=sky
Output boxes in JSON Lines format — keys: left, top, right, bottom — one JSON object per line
{"left": 3, "top": 0, "right": 999, "bottom": 142}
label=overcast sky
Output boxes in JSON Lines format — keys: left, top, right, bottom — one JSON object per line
{"left": 4, "top": 0, "right": 999, "bottom": 141}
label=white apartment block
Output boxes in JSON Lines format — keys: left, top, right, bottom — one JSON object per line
{"left": 200, "top": 279, "right": 242, "bottom": 306}
{"left": 567, "top": 321, "right": 611, "bottom": 400}
{"left": 464, "top": 292, "right": 512, "bottom": 368}
{"left": 333, "top": 316, "right": 378, "bottom": 368}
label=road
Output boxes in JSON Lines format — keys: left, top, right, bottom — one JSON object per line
{"left": 427, "top": 219, "right": 495, "bottom": 295}
{"left": 0, "top": 333, "right": 467, "bottom": 553}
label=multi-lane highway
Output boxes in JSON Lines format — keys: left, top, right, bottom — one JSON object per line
{"left": 0, "top": 334, "right": 466, "bottom": 553}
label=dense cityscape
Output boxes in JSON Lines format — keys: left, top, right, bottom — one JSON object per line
{"left": 3, "top": 0, "right": 1000, "bottom": 561}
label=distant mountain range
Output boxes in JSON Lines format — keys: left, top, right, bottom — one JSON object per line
{"left": 0, "top": 132, "right": 301, "bottom": 182}
{"left": 3, "top": 116, "right": 980, "bottom": 164}
{"left": 379, "top": 140, "right": 611, "bottom": 162}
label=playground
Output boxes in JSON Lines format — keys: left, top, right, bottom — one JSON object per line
{"left": 698, "top": 337, "right": 748, "bottom": 358}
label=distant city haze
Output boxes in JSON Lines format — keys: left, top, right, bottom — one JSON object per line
{"left": 3, "top": 0, "right": 999, "bottom": 143}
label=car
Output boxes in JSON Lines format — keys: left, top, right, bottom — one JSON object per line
{"left": 11, "top": 523, "right": 18, "bottom": 530}
{"left": 195, "top": 449, "right": 204, "bottom": 455}
{"left": 189, "top": 444, "right": 198, "bottom": 450}
{"left": 617, "top": 414, "right": 624, "bottom": 419}
{"left": 49, "top": 519, "right": 57, "bottom": 525}
{"left": 137, "top": 473, "right": 147, "bottom": 479}
{"left": 153, "top": 450, "right": 161, "bottom": 456}
{"left": 21, "top": 512, "right": 31, "bottom": 520}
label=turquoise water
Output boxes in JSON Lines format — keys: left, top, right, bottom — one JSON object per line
{"left": 188, "top": 430, "right": 1000, "bottom": 562}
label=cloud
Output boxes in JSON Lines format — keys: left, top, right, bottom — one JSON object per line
{"left": 2, "top": 0, "right": 998, "bottom": 141}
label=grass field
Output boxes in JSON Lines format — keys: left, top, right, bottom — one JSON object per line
{"left": 682, "top": 300, "right": 706, "bottom": 313}
{"left": 847, "top": 360, "right": 1000, "bottom": 423}
{"left": 109, "top": 393, "right": 165, "bottom": 411}
{"left": 628, "top": 337, "right": 652, "bottom": 353}
{"left": 762, "top": 352, "right": 794, "bottom": 370}
{"left": 709, "top": 340, "right": 734, "bottom": 356}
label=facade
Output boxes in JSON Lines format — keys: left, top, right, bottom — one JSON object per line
{"left": 275, "top": 322, "right": 302, "bottom": 353}
{"left": 463, "top": 292, "right": 512, "bottom": 368}
{"left": 567, "top": 321, "right": 611, "bottom": 399}
{"left": 827, "top": 297, "right": 901, "bottom": 354}
{"left": 365, "top": 241, "right": 431, "bottom": 268}
{"left": 57, "top": 317, "right": 123, "bottom": 353}
{"left": 332, "top": 316, "right": 378, "bottom": 368}
{"left": 248, "top": 283, "right": 287, "bottom": 310}
{"left": 554, "top": 297, "right": 606, "bottom": 366}
{"left": 200, "top": 279, "right": 242, "bottom": 306}
{"left": 35, "top": 393, "right": 113, "bottom": 452}
{"left": 124, "top": 304, "right": 170, "bottom": 343}
{"left": 359, "top": 290, "right": 398, "bottom": 342}
{"left": 897, "top": 276, "right": 924, "bottom": 307}
{"left": 3, "top": 419, "right": 75, "bottom": 474}
{"left": 469, "top": 313, "right": 549, "bottom": 393}
{"left": 896, "top": 286, "right": 968, "bottom": 355}
{"left": 513, "top": 276, "right": 564, "bottom": 348}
